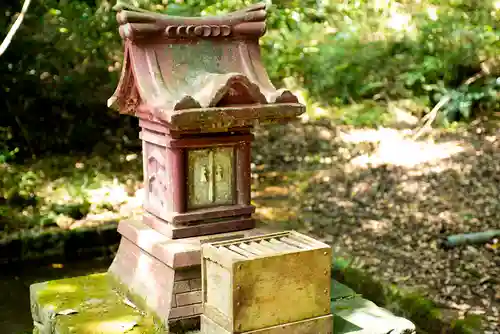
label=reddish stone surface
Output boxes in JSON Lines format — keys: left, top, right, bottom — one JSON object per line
{"left": 139, "top": 126, "right": 256, "bottom": 235}
{"left": 109, "top": 219, "right": 273, "bottom": 325}
{"left": 144, "top": 213, "right": 255, "bottom": 239}
{"left": 107, "top": 2, "right": 304, "bottom": 240}
{"left": 108, "top": 2, "right": 303, "bottom": 126}
{"left": 107, "top": 2, "right": 305, "bottom": 329}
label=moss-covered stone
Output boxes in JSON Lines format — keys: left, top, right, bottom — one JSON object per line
{"left": 30, "top": 273, "right": 166, "bottom": 334}
{"left": 29, "top": 270, "right": 420, "bottom": 334}
{"left": 331, "top": 256, "right": 484, "bottom": 334}
{"left": 107, "top": 272, "right": 201, "bottom": 333}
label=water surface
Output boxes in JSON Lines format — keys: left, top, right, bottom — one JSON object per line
{"left": 0, "top": 257, "right": 112, "bottom": 334}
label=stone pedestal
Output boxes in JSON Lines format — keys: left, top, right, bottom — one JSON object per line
{"left": 29, "top": 272, "right": 416, "bottom": 334}
{"left": 108, "top": 219, "right": 271, "bottom": 329}
{"left": 30, "top": 273, "right": 164, "bottom": 334}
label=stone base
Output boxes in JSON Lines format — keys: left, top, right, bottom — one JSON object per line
{"left": 30, "top": 273, "right": 164, "bottom": 334}
{"left": 108, "top": 219, "right": 270, "bottom": 330}
{"left": 28, "top": 271, "right": 416, "bottom": 334}
{"left": 144, "top": 206, "right": 256, "bottom": 239}
{"left": 200, "top": 314, "right": 333, "bottom": 334}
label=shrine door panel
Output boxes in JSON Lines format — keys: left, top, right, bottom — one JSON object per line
{"left": 213, "top": 147, "right": 234, "bottom": 206}
{"left": 187, "top": 147, "right": 235, "bottom": 210}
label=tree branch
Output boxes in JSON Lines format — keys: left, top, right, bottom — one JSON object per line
{"left": 0, "top": 0, "right": 32, "bottom": 57}
{"left": 412, "top": 70, "right": 485, "bottom": 140}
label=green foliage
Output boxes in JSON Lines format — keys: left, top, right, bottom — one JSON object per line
{"left": 0, "top": 0, "right": 499, "bottom": 157}
{"left": 428, "top": 78, "right": 500, "bottom": 125}
{"left": 292, "top": 1, "right": 499, "bottom": 122}
{"left": 51, "top": 202, "right": 91, "bottom": 220}
{"left": 0, "top": 0, "right": 135, "bottom": 158}
{"left": 332, "top": 256, "right": 484, "bottom": 334}
{"left": 332, "top": 101, "right": 393, "bottom": 128}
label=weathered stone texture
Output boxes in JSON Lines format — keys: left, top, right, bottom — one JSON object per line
{"left": 30, "top": 273, "right": 164, "bottom": 334}
{"left": 201, "top": 231, "right": 333, "bottom": 333}
{"left": 107, "top": 219, "right": 272, "bottom": 328}
{"left": 200, "top": 314, "right": 333, "bottom": 334}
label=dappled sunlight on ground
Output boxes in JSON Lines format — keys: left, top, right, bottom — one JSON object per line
{"left": 254, "top": 205, "right": 297, "bottom": 223}
{"left": 0, "top": 154, "right": 143, "bottom": 232}
{"left": 86, "top": 182, "right": 131, "bottom": 206}
{"left": 70, "top": 187, "right": 143, "bottom": 230}
{"left": 339, "top": 127, "right": 467, "bottom": 168}
{"left": 252, "top": 121, "right": 500, "bottom": 330}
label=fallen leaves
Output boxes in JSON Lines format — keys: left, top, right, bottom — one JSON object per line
{"left": 253, "top": 121, "right": 500, "bottom": 331}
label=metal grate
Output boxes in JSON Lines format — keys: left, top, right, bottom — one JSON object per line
{"left": 211, "top": 231, "right": 324, "bottom": 260}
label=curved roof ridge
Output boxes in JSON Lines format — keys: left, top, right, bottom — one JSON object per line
{"left": 116, "top": 2, "right": 268, "bottom": 40}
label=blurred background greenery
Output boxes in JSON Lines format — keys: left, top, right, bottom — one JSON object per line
{"left": 0, "top": 0, "right": 499, "bottom": 162}
{"left": 1, "top": 4, "right": 499, "bottom": 331}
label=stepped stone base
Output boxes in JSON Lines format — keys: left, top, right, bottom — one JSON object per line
{"left": 29, "top": 273, "right": 416, "bottom": 334}
{"left": 30, "top": 273, "right": 164, "bottom": 334}
{"left": 108, "top": 219, "right": 270, "bottom": 329}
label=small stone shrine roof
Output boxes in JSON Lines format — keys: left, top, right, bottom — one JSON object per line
{"left": 108, "top": 2, "right": 304, "bottom": 131}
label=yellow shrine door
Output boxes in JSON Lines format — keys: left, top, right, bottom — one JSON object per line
{"left": 187, "top": 147, "right": 234, "bottom": 210}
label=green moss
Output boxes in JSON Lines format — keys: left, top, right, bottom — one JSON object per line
{"left": 106, "top": 273, "right": 159, "bottom": 319}
{"left": 107, "top": 273, "right": 199, "bottom": 333}
{"left": 32, "top": 273, "right": 166, "bottom": 334}
{"left": 331, "top": 256, "right": 484, "bottom": 334}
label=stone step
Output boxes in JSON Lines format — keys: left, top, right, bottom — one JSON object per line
{"left": 30, "top": 273, "right": 416, "bottom": 334}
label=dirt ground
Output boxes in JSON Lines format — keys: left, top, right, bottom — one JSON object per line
{"left": 252, "top": 120, "right": 500, "bottom": 333}
{"left": 2, "top": 116, "right": 499, "bottom": 332}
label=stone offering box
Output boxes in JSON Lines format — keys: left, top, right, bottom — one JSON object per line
{"left": 201, "top": 231, "right": 333, "bottom": 334}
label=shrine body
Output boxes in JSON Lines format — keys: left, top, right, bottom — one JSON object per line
{"left": 106, "top": 2, "right": 307, "bottom": 330}
{"left": 108, "top": 2, "right": 303, "bottom": 239}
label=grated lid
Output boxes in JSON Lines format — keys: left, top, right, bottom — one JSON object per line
{"left": 208, "top": 231, "right": 328, "bottom": 260}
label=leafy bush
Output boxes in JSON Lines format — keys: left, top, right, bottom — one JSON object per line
{"left": 289, "top": 1, "right": 500, "bottom": 119}
{"left": 0, "top": 0, "right": 135, "bottom": 158}
{"left": 0, "top": 0, "right": 499, "bottom": 158}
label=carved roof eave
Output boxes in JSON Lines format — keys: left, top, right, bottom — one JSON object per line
{"left": 107, "top": 3, "right": 306, "bottom": 126}
{"left": 138, "top": 103, "right": 306, "bottom": 132}
{"left": 108, "top": 43, "right": 143, "bottom": 117}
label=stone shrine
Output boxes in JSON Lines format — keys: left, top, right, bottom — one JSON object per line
{"left": 106, "top": 1, "right": 305, "bottom": 330}
{"left": 28, "top": 2, "right": 417, "bottom": 334}
{"left": 108, "top": 1, "right": 303, "bottom": 238}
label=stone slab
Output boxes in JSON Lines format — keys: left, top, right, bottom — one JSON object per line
{"left": 117, "top": 219, "right": 271, "bottom": 269}
{"left": 331, "top": 297, "right": 416, "bottom": 334}
{"left": 331, "top": 280, "right": 357, "bottom": 300}
{"left": 30, "top": 274, "right": 416, "bottom": 334}
{"left": 30, "top": 273, "right": 164, "bottom": 334}
{"left": 201, "top": 314, "right": 333, "bottom": 334}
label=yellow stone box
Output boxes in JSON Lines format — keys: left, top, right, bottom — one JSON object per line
{"left": 201, "top": 231, "right": 333, "bottom": 333}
